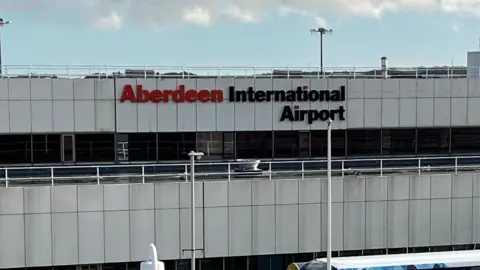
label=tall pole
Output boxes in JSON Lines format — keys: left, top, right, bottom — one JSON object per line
{"left": 190, "top": 154, "right": 196, "bottom": 270}
{"left": 310, "top": 27, "right": 333, "bottom": 76}
{"left": 0, "top": 18, "right": 11, "bottom": 76}
{"left": 187, "top": 151, "right": 203, "bottom": 270}
{"left": 326, "top": 118, "right": 332, "bottom": 270}
{"left": 320, "top": 33, "right": 323, "bottom": 75}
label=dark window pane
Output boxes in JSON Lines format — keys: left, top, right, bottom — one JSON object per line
{"left": 117, "top": 134, "right": 128, "bottom": 162}
{"left": 158, "top": 132, "right": 195, "bottom": 161}
{"left": 32, "top": 134, "right": 61, "bottom": 163}
{"left": 0, "top": 135, "right": 32, "bottom": 164}
{"left": 347, "top": 129, "right": 381, "bottom": 156}
{"left": 61, "top": 135, "right": 74, "bottom": 162}
{"left": 223, "top": 132, "right": 235, "bottom": 159}
{"left": 273, "top": 131, "right": 309, "bottom": 158}
{"left": 311, "top": 130, "right": 346, "bottom": 157}
{"left": 75, "top": 134, "right": 115, "bottom": 162}
{"left": 298, "top": 131, "right": 310, "bottom": 157}
{"left": 451, "top": 128, "right": 480, "bottom": 153}
{"left": 226, "top": 256, "right": 248, "bottom": 270}
{"left": 197, "top": 132, "right": 228, "bottom": 160}
{"left": 236, "top": 131, "right": 273, "bottom": 159}
{"left": 200, "top": 257, "right": 224, "bottom": 270}
{"left": 249, "top": 255, "right": 271, "bottom": 270}
{"left": 127, "top": 133, "right": 157, "bottom": 161}
{"left": 417, "top": 128, "right": 450, "bottom": 154}
{"left": 102, "top": 263, "right": 127, "bottom": 270}
{"left": 382, "top": 129, "right": 416, "bottom": 155}
{"left": 177, "top": 259, "right": 201, "bottom": 270}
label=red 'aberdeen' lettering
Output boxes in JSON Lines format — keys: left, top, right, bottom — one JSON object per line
{"left": 119, "top": 84, "right": 224, "bottom": 103}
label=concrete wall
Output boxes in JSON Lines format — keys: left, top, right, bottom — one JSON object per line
{"left": 1, "top": 173, "right": 480, "bottom": 268}
{"left": 1, "top": 78, "right": 480, "bottom": 133}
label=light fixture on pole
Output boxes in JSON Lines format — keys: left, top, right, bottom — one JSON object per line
{"left": 310, "top": 27, "right": 333, "bottom": 76}
{"left": 0, "top": 18, "right": 11, "bottom": 76}
{"left": 326, "top": 118, "right": 333, "bottom": 270}
{"left": 187, "top": 150, "right": 204, "bottom": 270}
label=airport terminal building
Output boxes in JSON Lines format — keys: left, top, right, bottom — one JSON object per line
{"left": 3, "top": 61, "right": 480, "bottom": 270}
{"left": 1, "top": 72, "right": 480, "bottom": 165}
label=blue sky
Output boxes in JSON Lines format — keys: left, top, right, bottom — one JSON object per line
{"left": 1, "top": 0, "right": 480, "bottom": 72}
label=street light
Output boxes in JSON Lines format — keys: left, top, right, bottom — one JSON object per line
{"left": 188, "top": 150, "right": 204, "bottom": 270}
{"left": 0, "top": 18, "right": 11, "bottom": 76}
{"left": 310, "top": 27, "right": 333, "bottom": 76}
{"left": 326, "top": 118, "right": 333, "bottom": 270}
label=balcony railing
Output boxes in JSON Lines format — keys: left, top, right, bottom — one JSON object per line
{"left": 1, "top": 155, "right": 480, "bottom": 187}
{"left": 0, "top": 65, "right": 476, "bottom": 79}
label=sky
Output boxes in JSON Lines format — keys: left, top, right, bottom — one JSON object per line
{"left": 1, "top": 0, "right": 480, "bottom": 75}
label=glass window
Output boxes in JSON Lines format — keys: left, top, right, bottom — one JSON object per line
{"left": 177, "top": 258, "right": 201, "bottom": 270}
{"left": 249, "top": 255, "right": 272, "bottom": 270}
{"left": 223, "top": 132, "right": 235, "bottom": 159}
{"left": 0, "top": 135, "right": 32, "bottom": 164}
{"left": 311, "top": 130, "right": 346, "bottom": 157}
{"left": 382, "top": 129, "right": 416, "bottom": 155}
{"left": 298, "top": 131, "right": 310, "bottom": 157}
{"left": 116, "top": 133, "right": 129, "bottom": 162}
{"left": 61, "top": 134, "right": 75, "bottom": 162}
{"left": 102, "top": 263, "right": 127, "bottom": 270}
{"left": 32, "top": 134, "right": 61, "bottom": 164}
{"left": 197, "top": 132, "right": 228, "bottom": 160}
{"left": 75, "top": 134, "right": 116, "bottom": 162}
{"left": 347, "top": 129, "right": 381, "bottom": 156}
{"left": 417, "top": 128, "right": 450, "bottom": 154}
{"left": 451, "top": 128, "right": 480, "bottom": 153}
{"left": 158, "top": 132, "right": 196, "bottom": 161}
{"left": 126, "top": 133, "right": 157, "bottom": 161}
{"left": 273, "top": 131, "right": 309, "bottom": 158}
{"left": 225, "top": 256, "right": 248, "bottom": 270}
{"left": 236, "top": 131, "right": 273, "bottom": 159}
{"left": 201, "top": 257, "right": 225, "bottom": 270}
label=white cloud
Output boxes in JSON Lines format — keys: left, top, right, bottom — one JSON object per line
{"left": 1, "top": 0, "right": 480, "bottom": 29}
{"left": 91, "top": 11, "right": 122, "bottom": 30}
{"left": 227, "top": 5, "right": 259, "bottom": 23}
{"left": 314, "top": 16, "right": 327, "bottom": 28}
{"left": 452, "top": 23, "right": 460, "bottom": 32}
{"left": 183, "top": 6, "right": 213, "bottom": 26}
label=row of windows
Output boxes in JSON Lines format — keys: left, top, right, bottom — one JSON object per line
{"left": 10, "top": 244, "right": 480, "bottom": 270}
{"left": 0, "top": 127, "right": 479, "bottom": 164}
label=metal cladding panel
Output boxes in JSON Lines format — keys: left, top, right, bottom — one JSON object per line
{"left": 255, "top": 78, "right": 274, "bottom": 131}
{"left": 196, "top": 79, "right": 217, "bottom": 132}
{"left": 234, "top": 78, "right": 255, "bottom": 131}
{"left": 4, "top": 78, "right": 480, "bottom": 133}
{"left": 1, "top": 173, "right": 480, "bottom": 268}
{"left": 328, "top": 78, "right": 347, "bottom": 130}
{"left": 216, "top": 78, "right": 235, "bottom": 131}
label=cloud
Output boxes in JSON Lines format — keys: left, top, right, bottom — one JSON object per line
{"left": 1, "top": 0, "right": 480, "bottom": 29}
{"left": 314, "top": 16, "right": 327, "bottom": 28}
{"left": 91, "top": 11, "right": 122, "bottom": 30}
{"left": 183, "top": 6, "right": 213, "bottom": 27}
{"left": 452, "top": 23, "right": 460, "bottom": 32}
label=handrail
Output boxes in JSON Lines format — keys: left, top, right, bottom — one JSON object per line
{"left": 0, "top": 65, "right": 476, "bottom": 79}
{"left": 1, "top": 155, "right": 480, "bottom": 187}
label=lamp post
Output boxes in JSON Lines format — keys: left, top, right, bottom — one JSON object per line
{"left": 0, "top": 18, "right": 11, "bottom": 76}
{"left": 310, "top": 27, "right": 333, "bottom": 76}
{"left": 188, "top": 150, "right": 204, "bottom": 270}
{"left": 326, "top": 118, "right": 333, "bottom": 270}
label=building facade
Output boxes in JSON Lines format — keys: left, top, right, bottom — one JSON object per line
{"left": 1, "top": 174, "right": 480, "bottom": 270}
{"left": 2, "top": 69, "right": 480, "bottom": 270}
{"left": 1, "top": 77, "right": 480, "bottom": 165}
